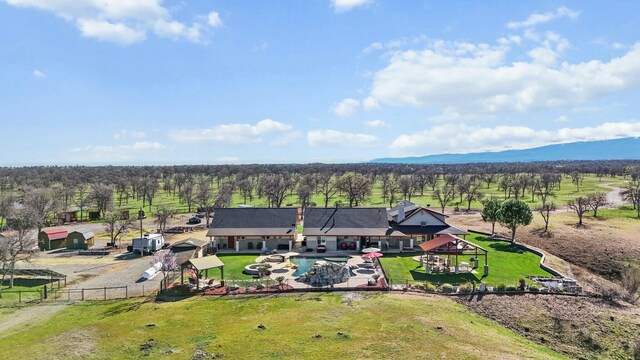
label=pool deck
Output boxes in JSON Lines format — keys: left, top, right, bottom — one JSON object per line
{"left": 254, "top": 252, "right": 382, "bottom": 289}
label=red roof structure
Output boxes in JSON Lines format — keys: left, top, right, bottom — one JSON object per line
{"left": 41, "top": 227, "right": 68, "bottom": 240}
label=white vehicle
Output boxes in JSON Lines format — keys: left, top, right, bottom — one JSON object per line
{"left": 132, "top": 234, "right": 165, "bottom": 255}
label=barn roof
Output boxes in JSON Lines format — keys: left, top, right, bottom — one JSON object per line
{"left": 69, "top": 228, "right": 94, "bottom": 239}
{"left": 41, "top": 227, "right": 68, "bottom": 240}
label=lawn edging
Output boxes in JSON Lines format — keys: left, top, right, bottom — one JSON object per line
{"left": 467, "top": 229, "right": 569, "bottom": 280}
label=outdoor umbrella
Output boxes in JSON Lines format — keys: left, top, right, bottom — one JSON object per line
{"left": 361, "top": 247, "right": 381, "bottom": 254}
{"left": 362, "top": 252, "right": 383, "bottom": 259}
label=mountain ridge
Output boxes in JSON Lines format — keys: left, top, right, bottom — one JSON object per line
{"left": 371, "top": 137, "right": 640, "bottom": 164}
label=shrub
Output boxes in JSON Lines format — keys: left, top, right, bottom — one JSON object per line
{"left": 518, "top": 278, "right": 526, "bottom": 291}
{"left": 458, "top": 282, "right": 474, "bottom": 294}
{"left": 505, "top": 285, "right": 518, "bottom": 292}
{"left": 275, "top": 276, "right": 285, "bottom": 284}
{"left": 496, "top": 284, "right": 506, "bottom": 292}
{"left": 424, "top": 281, "right": 436, "bottom": 293}
{"left": 440, "top": 283, "right": 454, "bottom": 293}
{"left": 372, "top": 273, "right": 381, "bottom": 281}
{"left": 528, "top": 284, "right": 540, "bottom": 292}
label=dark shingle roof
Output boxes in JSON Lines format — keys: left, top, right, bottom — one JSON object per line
{"left": 390, "top": 225, "right": 468, "bottom": 236}
{"left": 206, "top": 208, "right": 298, "bottom": 237}
{"left": 303, "top": 207, "right": 392, "bottom": 237}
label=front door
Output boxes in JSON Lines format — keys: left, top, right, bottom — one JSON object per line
{"left": 228, "top": 236, "right": 235, "bottom": 249}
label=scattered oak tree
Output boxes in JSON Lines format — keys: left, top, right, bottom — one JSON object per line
{"left": 432, "top": 184, "right": 456, "bottom": 214}
{"left": 497, "top": 199, "right": 533, "bottom": 243}
{"left": 536, "top": 203, "right": 556, "bottom": 235}
{"left": 153, "top": 205, "right": 176, "bottom": 235}
{"left": 588, "top": 192, "right": 608, "bottom": 218}
{"left": 0, "top": 208, "right": 37, "bottom": 290}
{"left": 102, "top": 211, "right": 136, "bottom": 248}
{"left": 568, "top": 196, "right": 590, "bottom": 226}
{"left": 480, "top": 198, "right": 501, "bottom": 235}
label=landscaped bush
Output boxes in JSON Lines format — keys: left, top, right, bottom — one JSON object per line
{"left": 505, "top": 285, "right": 518, "bottom": 292}
{"left": 458, "top": 283, "right": 474, "bottom": 294}
{"left": 528, "top": 284, "right": 540, "bottom": 292}
{"left": 496, "top": 284, "right": 506, "bottom": 292}
{"left": 424, "top": 281, "right": 436, "bottom": 293}
{"left": 440, "top": 283, "right": 455, "bottom": 293}
{"left": 518, "top": 278, "right": 526, "bottom": 291}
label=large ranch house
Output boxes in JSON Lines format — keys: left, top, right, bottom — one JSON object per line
{"left": 206, "top": 208, "right": 298, "bottom": 252}
{"left": 206, "top": 202, "right": 467, "bottom": 254}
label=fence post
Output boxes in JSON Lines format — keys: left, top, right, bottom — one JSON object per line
{"left": 82, "top": 289, "right": 84, "bottom": 301}
{"left": 125, "top": 286, "right": 128, "bottom": 299}
{"left": 104, "top": 287, "right": 107, "bottom": 301}
{"left": 18, "top": 291, "right": 21, "bottom": 303}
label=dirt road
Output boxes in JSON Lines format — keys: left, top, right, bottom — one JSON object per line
{"left": 597, "top": 183, "right": 625, "bottom": 207}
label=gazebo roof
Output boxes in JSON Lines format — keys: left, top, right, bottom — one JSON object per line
{"left": 418, "top": 234, "right": 488, "bottom": 253}
{"left": 186, "top": 255, "right": 224, "bottom": 271}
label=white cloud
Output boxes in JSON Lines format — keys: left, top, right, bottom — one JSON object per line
{"left": 170, "top": 119, "right": 295, "bottom": 145}
{"left": 331, "top": 0, "right": 371, "bottom": 13}
{"left": 207, "top": 11, "right": 223, "bottom": 27}
{"left": 363, "top": 35, "right": 428, "bottom": 54}
{"left": 308, "top": 129, "right": 378, "bottom": 147}
{"left": 365, "top": 40, "right": 640, "bottom": 116}
{"left": 77, "top": 18, "right": 146, "bottom": 45}
{"left": 332, "top": 98, "right": 360, "bottom": 118}
{"left": 113, "top": 130, "right": 146, "bottom": 140}
{"left": 364, "top": 119, "right": 389, "bottom": 128}
{"left": 554, "top": 115, "right": 571, "bottom": 123}
{"left": 389, "top": 121, "right": 640, "bottom": 155}
{"left": 32, "top": 69, "right": 46, "bottom": 78}
{"left": 4, "top": 0, "right": 220, "bottom": 45}
{"left": 507, "top": 6, "right": 579, "bottom": 29}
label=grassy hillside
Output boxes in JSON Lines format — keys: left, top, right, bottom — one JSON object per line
{"left": 0, "top": 293, "right": 564, "bottom": 359}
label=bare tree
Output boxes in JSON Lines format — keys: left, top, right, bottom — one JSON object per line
{"left": 237, "top": 177, "right": 254, "bottom": 204}
{"left": 317, "top": 172, "right": 339, "bottom": 208}
{"left": 297, "top": 184, "right": 313, "bottom": 208}
{"left": 432, "top": 184, "right": 456, "bottom": 214}
{"left": 196, "top": 181, "right": 215, "bottom": 227}
{"left": 588, "top": 192, "right": 608, "bottom": 218}
{"left": 102, "top": 212, "right": 136, "bottom": 248}
{"left": 384, "top": 175, "right": 400, "bottom": 208}
{"left": 22, "top": 187, "right": 61, "bottom": 236}
{"left": 72, "top": 184, "right": 91, "bottom": 222}
{"left": 568, "top": 196, "right": 590, "bottom": 226}
{"left": 259, "top": 174, "right": 293, "bottom": 208}
{"left": 337, "top": 172, "right": 372, "bottom": 207}
{"left": 398, "top": 175, "right": 415, "bottom": 201}
{"left": 153, "top": 205, "right": 176, "bottom": 235}
{"left": 0, "top": 208, "right": 37, "bottom": 290}
{"left": 90, "top": 184, "right": 114, "bottom": 218}
{"left": 0, "top": 191, "right": 15, "bottom": 230}
{"left": 570, "top": 171, "right": 584, "bottom": 192}
{"left": 178, "top": 179, "right": 196, "bottom": 212}
{"left": 537, "top": 203, "right": 556, "bottom": 234}
{"left": 620, "top": 181, "right": 640, "bottom": 219}
{"left": 461, "top": 178, "right": 484, "bottom": 211}
{"left": 214, "top": 183, "right": 234, "bottom": 208}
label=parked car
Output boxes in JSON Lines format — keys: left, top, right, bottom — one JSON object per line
{"left": 188, "top": 216, "right": 202, "bottom": 224}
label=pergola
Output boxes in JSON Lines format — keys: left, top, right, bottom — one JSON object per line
{"left": 418, "top": 234, "right": 489, "bottom": 275}
{"left": 180, "top": 255, "right": 225, "bottom": 290}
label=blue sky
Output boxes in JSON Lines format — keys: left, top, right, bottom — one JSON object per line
{"left": 1, "top": 0, "right": 639, "bottom": 165}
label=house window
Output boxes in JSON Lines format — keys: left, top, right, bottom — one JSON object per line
{"left": 317, "top": 236, "right": 326, "bottom": 245}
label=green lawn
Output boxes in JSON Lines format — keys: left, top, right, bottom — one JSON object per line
{"left": 215, "top": 254, "right": 261, "bottom": 280}
{"left": 380, "top": 233, "right": 553, "bottom": 287}
{"left": 0, "top": 294, "right": 565, "bottom": 359}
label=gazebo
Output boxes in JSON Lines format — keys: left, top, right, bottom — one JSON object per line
{"left": 418, "top": 234, "right": 489, "bottom": 276}
{"left": 180, "top": 255, "right": 225, "bottom": 290}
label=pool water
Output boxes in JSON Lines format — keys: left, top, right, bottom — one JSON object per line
{"left": 291, "top": 257, "right": 350, "bottom": 276}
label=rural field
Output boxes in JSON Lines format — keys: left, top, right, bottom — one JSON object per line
{"left": 0, "top": 293, "right": 565, "bottom": 360}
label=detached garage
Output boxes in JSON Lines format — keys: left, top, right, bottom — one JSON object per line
{"left": 38, "top": 228, "right": 68, "bottom": 250}
{"left": 66, "top": 228, "right": 95, "bottom": 250}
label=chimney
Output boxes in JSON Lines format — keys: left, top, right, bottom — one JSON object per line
{"left": 397, "top": 202, "right": 405, "bottom": 223}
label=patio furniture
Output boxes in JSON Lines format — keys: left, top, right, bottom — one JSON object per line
{"left": 340, "top": 242, "right": 348, "bottom": 250}
{"left": 317, "top": 245, "right": 326, "bottom": 253}
{"left": 349, "top": 242, "right": 357, "bottom": 250}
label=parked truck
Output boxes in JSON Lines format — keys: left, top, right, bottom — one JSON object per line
{"left": 131, "top": 233, "right": 165, "bottom": 255}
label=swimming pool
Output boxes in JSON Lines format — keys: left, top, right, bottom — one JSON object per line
{"left": 291, "top": 257, "right": 350, "bottom": 276}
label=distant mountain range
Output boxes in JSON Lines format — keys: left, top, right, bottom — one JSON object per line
{"left": 371, "top": 137, "right": 640, "bottom": 164}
